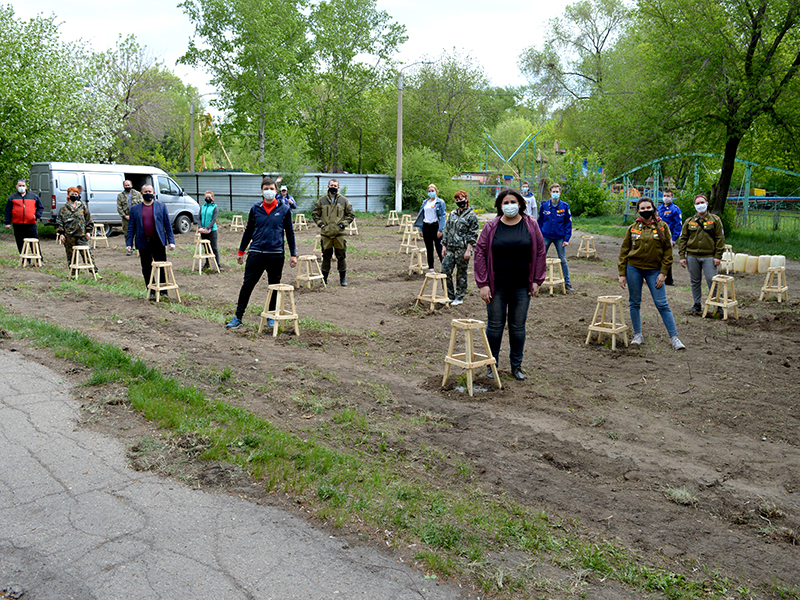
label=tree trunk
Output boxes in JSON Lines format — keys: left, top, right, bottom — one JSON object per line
{"left": 258, "top": 117, "right": 266, "bottom": 164}
{"left": 713, "top": 134, "right": 742, "bottom": 214}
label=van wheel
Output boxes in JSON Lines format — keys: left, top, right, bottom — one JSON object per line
{"left": 174, "top": 214, "right": 192, "bottom": 235}
{"left": 103, "top": 224, "right": 113, "bottom": 237}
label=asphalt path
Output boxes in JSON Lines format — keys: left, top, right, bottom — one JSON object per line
{"left": 0, "top": 349, "right": 466, "bottom": 600}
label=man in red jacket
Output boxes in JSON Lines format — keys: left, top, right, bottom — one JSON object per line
{"left": 5, "top": 179, "right": 44, "bottom": 253}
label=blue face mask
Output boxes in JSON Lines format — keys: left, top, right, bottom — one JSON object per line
{"left": 428, "top": 191, "right": 436, "bottom": 198}
{"left": 551, "top": 192, "right": 560, "bottom": 201}
{"left": 502, "top": 203, "right": 519, "bottom": 218}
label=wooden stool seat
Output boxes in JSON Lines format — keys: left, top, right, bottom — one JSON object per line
{"left": 191, "top": 239, "right": 220, "bottom": 274}
{"left": 386, "top": 210, "right": 400, "bottom": 226}
{"left": 230, "top": 214, "right": 246, "bottom": 232}
{"left": 293, "top": 213, "right": 308, "bottom": 231}
{"left": 69, "top": 245, "right": 97, "bottom": 280}
{"left": 759, "top": 266, "right": 788, "bottom": 303}
{"left": 442, "top": 319, "right": 502, "bottom": 396}
{"left": 398, "top": 213, "right": 413, "bottom": 233}
{"left": 415, "top": 273, "right": 450, "bottom": 311}
{"left": 720, "top": 244, "right": 734, "bottom": 275}
{"left": 91, "top": 224, "right": 109, "bottom": 248}
{"left": 347, "top": 219, "right": 358, "bottom": 235}
{"left": 147, "top": 261, "right": 181, "bottom": 303}
{"left": 408, "top": 248, "right": 428, "bottom": 275}
{"left": 576, "top": 235, "right": 597, "bottom": 258}
{"left": 296, "top": 255, "right": 326, "bottom": 289}
{"left": 543, "top": 258, "right": 566, "bottom": 295}
{"left": 703, "top": 275, "right": 738, "bottom": 319}
{"left": 19, "top": 238, "right": 42, "bottom": 268}
{"left": 399, "top": 224, "right": 419, "bottom": 254}
{"left": 259, "top": 284, "right": 300, "bottom": 337}
{"left": 585, "top": 295, "right": 629, "bottom": 350}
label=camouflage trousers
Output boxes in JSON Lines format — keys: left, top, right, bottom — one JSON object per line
{"left": 63, "top": 235, "right": 95, "bottom": 269}
{"left": 441, "top": 249, "right": 470, "bottom": 301}
{"left": 320, "top": 234, "right": 347, "bottom": 273}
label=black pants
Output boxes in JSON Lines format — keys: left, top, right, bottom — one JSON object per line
{"left": 235, "top": 252, "right": 285, "bottom": 319}
{"left": 13, "top": 224, "right": 38, "bottom": 253}
{"left": 138, "top": 237, "right": 167, "bottom": 287}
{"left": 201, "top": 230, "right": 220, "bottom": 267}
{"left": 422, "top": 222, "right": 443, "bottom": 269}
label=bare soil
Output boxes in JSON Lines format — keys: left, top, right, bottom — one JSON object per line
{"left": 2, "top": 217, "right": 799, "bottom": 597}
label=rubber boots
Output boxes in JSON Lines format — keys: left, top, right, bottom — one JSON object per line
{"left": 339, "top": 271, "right": 348, "bottom": 287}
{"left": 322, "top": 270, "right": 329, "bottom": 284}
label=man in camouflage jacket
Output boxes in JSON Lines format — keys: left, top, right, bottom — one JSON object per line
{"left": 56, "top": 186, "right": 96, "bottom": 270}
{"left": 441, "top": 190, "right": 479, "bottom": 304}
{"left": 117, "top": 180, "right": 143, "bottom": 252}
{"left": 311, "top": 178, "right": 354, "bottom": 286}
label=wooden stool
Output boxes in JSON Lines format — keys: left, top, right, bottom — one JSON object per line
{"left": 576, "top": 235, "right": 597, "bottom": 258}
{"left": 398, "top": 213, "right": 412, "bottom": 233}
{"left": 191, "top": 239, "right": 219, "bottom": 274}
{"left": 147, "top": 261, "right": 181, "bottom": 303}
{"left": 69, "top": 245, "right": 97, "bottom": 280}
{"left": 585, "top": 295, "right": 629, "bottom": 350}
{"left": 296, "top": 255, "right": 326, "bottom": 289}
{"left": 408, "top": 248, "right": 428, "bottom": 275}
{"left": 399, "top": 224, "right": 419, "bottom": 254}
{"left": 703, "top": 275, "right": 738, "bottom": 319}
{"left": 543, "top": 258, "right": 566, "bottom": 295}
{"left": 259, "top": 284, "right": 300, "bottom": 337}
{"left": 230, "top": 214, "right": 246, "bottom": 232}
{"left": 442, "top": 319, "right": 502, "bottom": 396}
{"left": 91, "top": 223, "right": 109, "bottom": 248}
{"left": 387, "top": 210, "right": 400, "bottom": 226}
{"left": 19, "top": 238, "right": 42, "bottom": 268}
{"left": 293, "top": 213, "right": 308, "bottom": 231}
{"left": 759, "top": 267, "right": 788, "bottom": 303}
{"left": 720, "top": 244, "right": 734, "bottom": 275}
{"left": 347, "top": 219, "right": 358, "bottom": 235}
{"left": 415, "top": 272, "right": 450, "bottom": 311}
{"left": 313, "top": 234, "right": 322, "bottom": 256}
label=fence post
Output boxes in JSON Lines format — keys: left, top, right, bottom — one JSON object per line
{"left": 773, "top": 207, "right": 780, "bottom": 231}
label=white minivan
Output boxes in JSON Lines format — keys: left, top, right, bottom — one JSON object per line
{"left": 29, "top": 162, "right": 200, "bottom": 235}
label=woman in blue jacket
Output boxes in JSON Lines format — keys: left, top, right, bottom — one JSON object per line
{"left": 537, "top": 182, "right": 573, "bottom": 291}
{"left": 413, "top": 184, "right": 447, "bottom": 272}
{"left": 226, "top": 178, "right": 297, "bottom": 330}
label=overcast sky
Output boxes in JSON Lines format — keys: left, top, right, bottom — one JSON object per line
{"left": 10, "top": 0, "right": 567, "bottom": 92}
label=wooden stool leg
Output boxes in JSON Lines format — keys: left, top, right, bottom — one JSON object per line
{"left": 480, "top": 329, "right": 502, "bottom": 389}
{"left": 290, "top": 291, "right": 300, "bottom": 336}
{"left": 442, "top": 326, "right": 458, "bottom": 387}
{"left": 273, "top": 290, "right": 283, "bottom": 337}
{"left": 465, "top": 329, "right": 475, "bottom": 396}
{"left": 610, "top": 302, "right": 617, "bottom": 350}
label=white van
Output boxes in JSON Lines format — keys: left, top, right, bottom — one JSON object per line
{"left": 29, "top": 162, "right": 200, "bottom": 235}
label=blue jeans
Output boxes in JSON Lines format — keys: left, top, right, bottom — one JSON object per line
{"left": 626, "top": 264, "right": 678, "bottom": 337}
{"left": 485, "top": 287, "right": 531, "bottom": 370}
{"left": 543, "top": 238, "right": 571, "bottom": 286}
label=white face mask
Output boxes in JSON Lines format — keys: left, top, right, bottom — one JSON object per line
{"left": 263, "top": 189, "right": 277, "bottom": 200}
{"left": 551, "top": 192, "right": 560, "bottom": 201}
{"left": 695, "top": 203, "right": 707, "bottom": 213}
{"left": 17, "top": 186, "right": 26, "bottom": 194}
{"left": 663, "top": 197, "right": 672, "bottom": 204}
{"left": 521, "top": 186, "right": 529, "bottom": 193}
{"left": 502, "top": 203, "right": 519, "bottom": 218}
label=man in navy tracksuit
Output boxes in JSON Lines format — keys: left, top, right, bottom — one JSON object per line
{"left": 537, "top": 182, "right": 573, "bottom": 291}
{"left": 226, "top": 177, "right": 297, "bottom": 329}
{"left": 656, "top": 189, "right": 682, "bottom": 286}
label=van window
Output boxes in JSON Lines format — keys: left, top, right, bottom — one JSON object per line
{"left": 159, "top": 177, "right": 181, "bottom": 196}
{"left": 88, "top": 173, "right": 123, "bottom": 192}
{"left": 57, "top": 172, "right": 79, "bottom": 191}
{"left": 29, "top": 174, "right": 38, "bottom": 190}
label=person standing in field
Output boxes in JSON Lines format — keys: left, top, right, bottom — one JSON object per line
{"left": 537, "top": 182, "right": 573, "bottom": 291}
{"left": 198, "top": 190, "right": 221, "bottom": 271}
{"left": 312, "top": 179, "right": 354, "bottom": 286}
{"left": 117, "top": 180, "right": 143, "bottom": 255}
{"left": 56, "top": 187, "right": 96, "bottom": 272}
{"left": 657, "top": 189, "right": 682, "bottom": 286}
{"left": 126, "top": 184, "right": 175, "bottom": 299}
{"left": 678, "top": 194, "right": 726, "bottom": 315}
{"left": 441, "top": 190, "right": 479, "bottom": 305}
{"left": 520, "top": 180, "right": 538, "bottom": 219}
{"left": 4, "top": 179, "right": 43, "bottom": 253}
{"left": 413, "top": 183, "right": 447, "bottom": 272}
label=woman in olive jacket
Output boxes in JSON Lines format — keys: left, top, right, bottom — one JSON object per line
{"left": 618, "top": 198, "right": 685, "bottom": 350}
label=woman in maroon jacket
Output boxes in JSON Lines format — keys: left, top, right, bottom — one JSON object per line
{"left": 474, "top": 189, "right": 546, "bottom": 381}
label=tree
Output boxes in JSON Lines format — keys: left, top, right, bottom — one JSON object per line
{"left": 637, "top": 0, "right": 800, "bottom": 213}
{"left": 305, "top": 0, "right": 406, "bottom": 172}
{"left": 179, "top": 0, "right": 311, "bottom": 166}
{"left": 518, "top": 0, "right": 630, "bottom": 104}
{"left": 0, "top": 6, "right": 114, "bottom": 192}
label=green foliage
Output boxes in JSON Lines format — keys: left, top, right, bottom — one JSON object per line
{"left": 400, "top": 147, "right": 458, "bottom": 212}
{"left": 564, "top": 177, "right": 612, "bottom": 217}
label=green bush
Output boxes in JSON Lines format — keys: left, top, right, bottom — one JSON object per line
{"left": 399, "top": 147, "right": 459, "bottom": 212}
{"left": 564, "top": 177, "right": 612, "bottom": 217}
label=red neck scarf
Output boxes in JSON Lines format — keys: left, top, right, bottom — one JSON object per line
{"left": 262, "top": 199, "right": 278, "bottom": 214}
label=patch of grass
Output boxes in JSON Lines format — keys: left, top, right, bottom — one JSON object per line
{"left": 663, "top": 486, "right": 697, "bottom": 506}
{"left": 298, "top": 316, "right": 338, "bottom": 332}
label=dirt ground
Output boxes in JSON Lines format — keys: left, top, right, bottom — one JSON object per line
{"left": 1, "top": 215, "right": 799, "bottom": 597}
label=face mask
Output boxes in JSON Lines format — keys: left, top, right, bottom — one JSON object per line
{"left": 521, "top": 187, "right": 529, "bottom": 193}
{"left": 639, "top": 210, "right": 655, "bottom": 220}
{"left": 551, "top": 192, "right": 560, "bottom": 200}
{"left": 263, "top": 189, "right": 277, "bottom": 201}
{"left": 142, "top": 193, "right": 155, "bottom": 202}
{"left": 328, "top": 187, "right": 338, "bottom": 196}
{"left": 502, "top": 203, "right": 519, "bottom": 218}
{"left": 17, "top": 186, "right": 26, "bottom": 194}
{"left": 456, "top": 200, "right": 467, "bottom": 209}
{"left": 695, "top": 203, "right": 707, "bottom": 213}
{"left": 205, "top": 196, "right": 213, "bottom": 202}
{"left": 69, "top": 195, "right": 80, "bottom": 201}
{"left": 428, "top": 191, "right": 436, "bottom": 198}
{"left": 124, "top": 187, "right": 132, "bottom": 192}
{"left": 663, "top": 196, "right": 672, "bottom": 204}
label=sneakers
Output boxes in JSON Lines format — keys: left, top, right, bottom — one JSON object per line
{"left": 450, "top": 298, "right": 463, "bottom": 306}
{"left": 671, "top": 336, "right": 686, "bottom": 350}
{"left": 565, "top": 284, "right": 574, "bottom": 292}
{"left": 689, "top": 304, "right": 702, "bottom": 315}
{"left": 126, "top": 249, "right": 133, "bottom": 256}
{"left": 486, "top": 366, "right": 494, "bottom": 379}
{"left": 226, "top": 317, "right": 242, "bottom": 329}
{"left": 428, "top": 268, "right": 436, "bottom": 274}
{"left": 266, "top": 318, "right": 275, "bottom": 328}
{"left": 631, "top": 333, "right": 644, "bottom": 345}
{"left": 511, "top": 368, "right": 526, "bottom": 381}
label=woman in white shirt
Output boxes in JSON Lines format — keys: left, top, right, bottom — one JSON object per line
{"left": 413, "top": 184, "right": 447, "bottom": 271}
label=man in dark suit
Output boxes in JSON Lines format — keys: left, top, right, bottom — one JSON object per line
{"left": 125, "top": 184, "right": 175, "bottom": 299}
